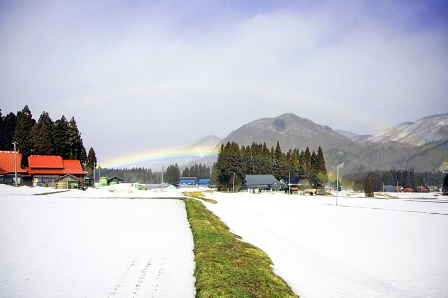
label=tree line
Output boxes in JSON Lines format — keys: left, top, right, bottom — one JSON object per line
{"left": 341, "top": 169, "right": 447, "bottom": 192}
{"left": 214, "top": 141, "right": 328, "bottom": 191}
{"left": 0, "top": 105, "right": 97, "bottom": 172}
{"left": 97, "top": 162, "right": 212, "bottom": 185}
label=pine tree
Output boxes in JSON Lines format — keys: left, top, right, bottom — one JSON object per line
{"left": 67, "top": 117, "right": 87, "bottom": 165}
{"left": 364, "top": 176, "right": 374, "bottom": 197}
{"left": 164, "top": 163, "right": 180, "bottom": 185}
{"left": 0, "top": 111, "right": 17, "bottom": 150}
{"left": 86, "top": 147, "right": 97, "bottom": 174}
{"left": 13, "top": 105, "right": 36, "bottom": 167}
{"left": 316, "top": 146, "right": 328, "bottom": 185}
{"left": 181, "top": 167, "right": 190, "bottom": 177}
{"left": 53, "top": 115, "right": 70, "bottom": 159}
{"left": 33, "top": 111, "right": 55, "bottom": 155}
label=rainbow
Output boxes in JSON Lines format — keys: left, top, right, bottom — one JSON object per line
{"left": 99, "top": 147, "right": 219, "bottom": 169}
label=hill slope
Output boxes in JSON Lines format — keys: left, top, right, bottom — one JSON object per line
{"left": 220, "top": 113, "right": 351, "bottom": 152}
{"left": 366, "top": 114, "right": 448, "bottom": 146}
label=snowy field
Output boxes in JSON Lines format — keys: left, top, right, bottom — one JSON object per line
{"left": 204, "top": 192, "right": 448, "bottom": 298}
{"left": 0, "top": 184, "right": 195, "bottom": 298}
{"left": 1, "top": 184, "right": 448, "bottom": 298}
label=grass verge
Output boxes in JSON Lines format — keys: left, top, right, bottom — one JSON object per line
{"left": 183, "top": 191, "right": 217, "bottom": 204}
{"left": 183, "top": 198, "right": 298, "bottom": 297}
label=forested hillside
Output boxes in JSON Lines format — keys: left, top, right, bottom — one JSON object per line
{"left": 214, "top": 141, "right": 327, "bottom": 191}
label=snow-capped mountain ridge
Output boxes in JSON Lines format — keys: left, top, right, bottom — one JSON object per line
{"left": 366, "top": 114, "right": 448, "bottom": 146}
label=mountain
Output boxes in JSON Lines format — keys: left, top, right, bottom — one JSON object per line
{"left": 220, "top": 113, "right": 351, "bottom": 152}
{"left": 335, "top": 129, "right": 372, "bottom": 143}
{"left": 172, "top": 135, "right": 221, "bottom": 170}
{"left": 366, "top": 114, "right": 448, "bottom": 146}
{"left": 179, "top": 113, "right": 448, "bottom": 174}
{"left": 188, "top": 135, "right": 221, "bottom": 158}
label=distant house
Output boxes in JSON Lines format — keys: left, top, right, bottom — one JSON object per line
{"left": 0, "top": 151, "right": 27, "bottom": 184}
{"left": 417, "top": 186, "right": 428, "bottom": 192}
{"left": 394, "top": 186, "right": 403, "bottom": 192}
{"left": 243, "top": 175, "right": 284, "bottom": 192}
{"left": 384, "top": 185, "right": 398, "bottom": 192}
{"left": 280, "top": 176, "right": 312, "bottom": 194}
{"left": 439, "top": 162, "right": 448, "bottom": 174}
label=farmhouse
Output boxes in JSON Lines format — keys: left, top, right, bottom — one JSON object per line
{"left": 242, "top": 175, "right": 284, "bottom": 193}
{"left": 0, "top": 151, "right": 27, "bottom": 184}
{"left": 23, "top": 155, "right": 87, "bottom": 186}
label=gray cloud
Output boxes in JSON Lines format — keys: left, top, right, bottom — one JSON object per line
{"left": 1, "top": 0, "right": 447, "bottom": 167}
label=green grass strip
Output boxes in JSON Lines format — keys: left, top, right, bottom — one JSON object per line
{"left": 183, "top": 191, "right": 217, "bottom": 204}
{"left": 183, "top": 198, "right": 298, "bottom": 298}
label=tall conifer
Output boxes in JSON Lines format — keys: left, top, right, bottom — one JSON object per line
{"left": 13, "top": 105, "right": 35, "bottom": 167}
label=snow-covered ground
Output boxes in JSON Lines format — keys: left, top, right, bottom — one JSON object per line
{"left": 0, "top": 184, "right": 195, "bottom": 298}
{"left": 204, "top": 192, "right": 448, "bottom": 298}
{"left": 1, "top": 184, "right": 447, "bottom": 298}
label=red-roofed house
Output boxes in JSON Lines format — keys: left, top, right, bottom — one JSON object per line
{"left": 23, "top": 155, "right": 87, "bottom": 186}
{"left": 0, "top": 151, "right": 27, "bottom": 184}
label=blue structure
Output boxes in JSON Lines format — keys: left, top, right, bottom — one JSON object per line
{"left": 179, "top": 177, "right": 198, "bottom": 185}
{"left": 198, "top": 179, "right": 210, "bottom": 186}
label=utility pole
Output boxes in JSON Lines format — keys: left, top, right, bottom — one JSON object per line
{"left": 233, "top": 172, "right": 235, "bottom": 192}
{"left": 289, "top": 172, "right": 291, "bottom": 194}
{"left": 161, "top": 167, "right": 164, "bottom": 191}
{"left": 336, "top": 165, "right": 339, "bottom": 206}
{"left": 12, "top": 142, "right": 17, "bottom": 187}
{"left": 93, "top": 162, "right": 96, "bottom": 188}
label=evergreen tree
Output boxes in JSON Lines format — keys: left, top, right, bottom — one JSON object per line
{"left": 67, "top": 117, "right": 87, "bottom": 164}
{"left": 164, "top": 163, "right": 180, "bottom": 185}
{"left": 181, "top": 167, "right": 190, "bottom": 177}
{"left": 33, "top": 111, "right": 55, "bottom": 155}
{"left": 13, "top": 105, "right": 35, "bottom": 167}
{"left": 316, "top": 146, "right": 328, "bottom": 185}
{"left": 364, "top": 176, "right": 374, "bottom": 197}
{"left": 303, "top": 147, "right": 312, "bottom": 173}
{"left": 273, "top": 141, "right": 286, "bottom": 179}
{"left": 0, "top": 111, "right": 17, "bottom": 150}
{"left": 53, "top": 116, "right": 70, "bottom": 159}
{"left": 86, "top": 147, "right": 97, "bottom": 174}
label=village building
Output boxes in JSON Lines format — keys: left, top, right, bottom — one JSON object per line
{"left": 54, "top": 174, "right": 86, "bottom": 190}
{"left": 23, "top": 155, "right": 87, "bottom": 187}
{"left": 0, "top": 151, "right": 27, "bottom": 185}
{"left": 242, "top": 175, "right": 284, "bottom": 193}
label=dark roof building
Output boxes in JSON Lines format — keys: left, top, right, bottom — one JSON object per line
{"left": 243, "top": 175, "right": 284, "bottom": 191}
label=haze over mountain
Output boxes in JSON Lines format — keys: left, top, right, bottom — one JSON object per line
{"left": 178, "top": 113, "right": 448, "bottom": 174}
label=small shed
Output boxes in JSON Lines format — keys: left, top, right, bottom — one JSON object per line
{"left": 108, "top": 177, "right": 124, "bottom": 185}
{"left": 54, "top": 174, "right": 86, "bottom": 190}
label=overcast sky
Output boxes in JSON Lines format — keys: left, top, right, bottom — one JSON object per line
{"left": 1, "top": 0, "right": 447, "bottom": 167}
